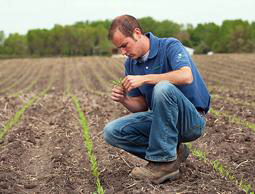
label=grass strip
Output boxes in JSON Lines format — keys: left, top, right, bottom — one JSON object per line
{"left": 0, "top": 72, "right": 55, "bottom": 139}
{"left": 71, "top": 95, "right": 104, "bottom": 194}
{"left": 209, "top": 108, "right": 255, "bottom": 133}
{"left": 186, "top": 143, "right": 254, "bottom": 194}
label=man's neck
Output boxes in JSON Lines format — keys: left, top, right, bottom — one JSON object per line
{"left": 141, "top": 35, "right": 150, "bottom": 56}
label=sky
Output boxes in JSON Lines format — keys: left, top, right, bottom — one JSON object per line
{"left": 0, "top": 0, "right": 255, "bottom": 36}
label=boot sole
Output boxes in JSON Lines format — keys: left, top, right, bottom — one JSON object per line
{"left": 152, "top": 169, "right": 180, "bottom": 184}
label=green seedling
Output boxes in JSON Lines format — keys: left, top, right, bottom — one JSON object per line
{"left": 72, "top": 96, "right": 104, "bottom": 194}
{"left": 0, "top": 73, "right": 55, "bottom": 140}
{"left": 186, "top": 143, "right": 254, "bottom": 193}
{"left": 111, "top": 78, "right": 123, "bottom": 87}
{"left": 209, "top": 108, "right": 255, "bottom": 133}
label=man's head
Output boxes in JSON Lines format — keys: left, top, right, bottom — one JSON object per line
{"left": 108, "top": 15, "right": 148, "bottom": 59}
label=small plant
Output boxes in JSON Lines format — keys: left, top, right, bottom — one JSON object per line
{"left": 111, "top": 78, "right": 123, "bottom": 87}
{"left": 186, "top": 143, "right": 254, "bottom": 193}
{"left": 72, "top": 96, "right": 104, "bottom": 194}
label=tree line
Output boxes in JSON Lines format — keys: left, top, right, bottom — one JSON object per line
{"left": 0, "top": 17, "right": 255, "bottom": 57}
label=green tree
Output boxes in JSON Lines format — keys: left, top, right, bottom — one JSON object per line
{"left": 189, "top": 23, "right": 220, "bottom": 53}
{"left": 138, "top": 17, "right": 159, "bottom": 34}
{"left": 217, "top": 20, "right": 253, "bottom": 53}
{"left": 4, "top": 33, "right": 27, "bottom": 55}
{"left": 47, "top": 25, "right": 69, "bottom": 55}
{"left": 0, "top": 31, "right": 4, "bottom": 45}
{"left": 27, "top": 29, "right": 49, "bottom": 55}
{"left": 93, "top": 25, "right": 111, "bottom": 55}
{"left": 156, "top": 20, "right": 181, "bottom": 37}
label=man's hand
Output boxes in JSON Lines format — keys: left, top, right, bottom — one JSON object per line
{"left": 122, "top": 75, "right": 145, "bottom": 92}
{"left": 111, "top": 85, "right": 127, "bottom": 103}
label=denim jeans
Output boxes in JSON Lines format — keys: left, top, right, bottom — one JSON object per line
{"left": 104, "top": 81, "right": 206, "bottom": 162}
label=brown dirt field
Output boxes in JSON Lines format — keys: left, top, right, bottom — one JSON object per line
{"left": 0, "top": 54, "right": 254, "bottom": 193}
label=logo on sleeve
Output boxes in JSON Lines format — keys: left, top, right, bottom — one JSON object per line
{"left": 177, "top": 53, "right": 183, "bottom": 62}
{"left": 178, "top": 53, "right": 183, "bottom": 59}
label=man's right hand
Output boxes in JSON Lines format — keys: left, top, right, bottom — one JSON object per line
{"left": 111, "top": 85, "right": 127, "bottom": 103}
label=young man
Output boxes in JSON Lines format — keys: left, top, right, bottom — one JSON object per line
{"left": 104, "top": 15, "right": 210, "bottom": 184}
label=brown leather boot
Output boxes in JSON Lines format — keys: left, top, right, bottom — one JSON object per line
{"left": 129, "top": 144, "right": 189, "bottom": 184}
{"left": 129, "top": 159, "right": 180, "bottom": 184}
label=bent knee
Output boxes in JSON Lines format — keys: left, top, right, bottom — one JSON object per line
{"left": 103, "top": 123, "right": 119, "bottom": 146}
{"left": 154, "top": 81, "right": 176, "bottom": 96}
{"left": 152, "top": 81, "right": 178, "bottom": 103}
{"left": 103, "top": 124, "right": 113, "bottom": 144}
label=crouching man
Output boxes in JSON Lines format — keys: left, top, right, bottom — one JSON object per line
{"left": 104, "top": 15, "right": 210, "bottom": 184}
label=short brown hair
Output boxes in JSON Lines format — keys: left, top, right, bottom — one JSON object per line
{"left": 108, "top": 15, "right": 144, "bottom": 40}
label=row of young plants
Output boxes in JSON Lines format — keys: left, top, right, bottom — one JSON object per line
{"left": 209, "top": 108, "right": 255, "bottom": 133}
{"left": 186, "top": 143, "right": 254, "bottom": 193}
{"left": 65, "top": 62, "right": 104, "bottom": 194}
{"left": 0, "top": 65, "right": 57, "bottom": 139}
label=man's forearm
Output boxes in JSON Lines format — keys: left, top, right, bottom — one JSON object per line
{"left": 144, "top": 67, "right": 193, "bottom": 85}
{"left": 121, "top": 96, "right": 148, "bottom": 113}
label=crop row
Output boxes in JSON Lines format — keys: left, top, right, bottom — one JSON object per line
{"left": 0, "top": 64, "right": 57, "bottom": 139}
{"left": 64, "top": 61, "right": 104, "bottom": 193}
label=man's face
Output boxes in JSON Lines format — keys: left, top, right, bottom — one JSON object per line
{"left": 112, "top": 29, "right": 143, "bottom": 59}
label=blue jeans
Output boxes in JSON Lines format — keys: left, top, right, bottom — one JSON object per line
{"left": 104, "top": 81, "right": 206, "bottom": 162}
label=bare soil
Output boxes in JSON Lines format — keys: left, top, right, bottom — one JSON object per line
{"left": 0, "top": 55, "right": 254, "bottom": 193}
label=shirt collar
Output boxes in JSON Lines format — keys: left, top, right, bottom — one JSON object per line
{"left": 147, "top": 32, "right": 159, "bottom": 59}
{"left": 131, "top": 32, "right": 159, "bottom": 65}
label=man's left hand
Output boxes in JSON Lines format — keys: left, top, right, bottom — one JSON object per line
{"left": 122, "top": 75, "right": 145, "bottom": 92}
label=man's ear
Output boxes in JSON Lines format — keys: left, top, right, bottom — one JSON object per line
{"left": 133, "top": 28, "right": 142, "bottom": 41}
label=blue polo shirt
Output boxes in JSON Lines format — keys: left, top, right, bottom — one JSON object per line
{"left": 124, "top": 32, "right": 211, "bottom": 113}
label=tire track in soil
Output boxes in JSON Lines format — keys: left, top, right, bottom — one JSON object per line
{"left": 0, "top": 95, "right": 96, "bottom": 194}
{"left": 77, "top": 93, "right": 241, "bottom": 194}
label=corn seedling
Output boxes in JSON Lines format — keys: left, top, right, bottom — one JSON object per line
{"left": 209, "top": 108, "right": 255, "bottom": 133}
{"left": 111, "top": 78, "right": 123, "bottom": 87}
{"left": 71, "top": 96, "right": 104, "bottom": 194}
{"left": 186, "top": 143, "right": 254, "bottom": 193}
{"left": 0, "top": 71, "right": 55, "bottom": 139}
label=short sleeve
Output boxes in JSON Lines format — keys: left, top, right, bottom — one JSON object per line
{"left": 168, "top": 41, "right": 191, "bottom": 70}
